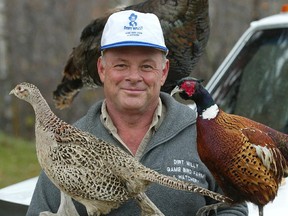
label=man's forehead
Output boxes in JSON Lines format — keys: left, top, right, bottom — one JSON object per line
{"left": 103, "top": 47, "right": 164, "bottom": 59}
{"left": 104, "top": 46, "right": 163, "bottom": 53}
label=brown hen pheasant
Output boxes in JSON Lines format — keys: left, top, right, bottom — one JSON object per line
{"left": 10, "top": 82, "right": 230, "bottom": 216}
{"left": 171, "top": 77, "right": 288, "bottom": 216}
{"left": 53, "top": 0, "right": 210, "bottom": 109}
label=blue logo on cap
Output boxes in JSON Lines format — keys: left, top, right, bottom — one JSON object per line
{"left": 129, "top": 13, "right": 137, "bottom": 27}
{"left": 123, "top": 13, "right": 143, "bottom": 32}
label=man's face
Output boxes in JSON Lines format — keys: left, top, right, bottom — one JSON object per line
{"left": 98, "top": 46, "right": 169, "bottom": 113}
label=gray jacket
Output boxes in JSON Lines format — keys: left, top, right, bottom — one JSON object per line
{"left": 26, "top": 92, "right": 248, "bottom": 216}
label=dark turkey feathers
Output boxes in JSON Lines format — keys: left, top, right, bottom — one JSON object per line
{"left": 53, "top": 0, "right": 210, "bottom": 109}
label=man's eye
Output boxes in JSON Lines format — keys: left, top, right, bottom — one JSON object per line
{"left": 141, "top": 65, "right": 154, "bottom": 72}
{"left": 114, "top": 64, "right": 127, "bottom": 70}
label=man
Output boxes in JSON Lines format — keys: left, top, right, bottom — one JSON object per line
{"left": 27, "top": 10, "right": 248, "bottom": 215}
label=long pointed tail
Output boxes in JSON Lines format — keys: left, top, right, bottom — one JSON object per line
{"left": 140, "top": 170, "right": 232, "bottom": 203}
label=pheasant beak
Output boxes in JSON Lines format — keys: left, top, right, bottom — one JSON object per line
{"left": 170, "top": 85, "right": 183, "bottom": 96}
{"left": 9, "top": 85, "right": 22, "bottom": 96}
{"left": 9, "top": 89, "right": 15, "bottom": 95}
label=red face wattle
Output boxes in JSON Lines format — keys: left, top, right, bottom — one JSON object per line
{"left": 180, "top": 80, "right": 196, "bottom": 97}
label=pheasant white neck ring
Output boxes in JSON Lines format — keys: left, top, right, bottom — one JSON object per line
{"left": 201, "top": 104, "right": 219, "bottom": 120}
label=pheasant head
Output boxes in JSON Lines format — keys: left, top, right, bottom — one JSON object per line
{"left": 10, "top": 82, "right": 41, "bottom": 103}
{"left": 171, "top": 77, "right": 202, "bottom": 98}
{"left": 9, "top": 82, "right": 51, "bottom": 117}
{"left": 171, "top": 77, "right": 218, "bottom": 119}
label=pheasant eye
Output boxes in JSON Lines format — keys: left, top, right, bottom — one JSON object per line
{"left": 181, "top": 81, "right": 195, "bottom": 96}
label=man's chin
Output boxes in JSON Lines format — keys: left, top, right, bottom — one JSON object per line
{"left": 121, "top": 99, "right": 146, "bottom": 110}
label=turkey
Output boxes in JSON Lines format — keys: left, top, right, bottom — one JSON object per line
{"left": 10, "top": 82, "right": 230, "bottom": 216}
{"left": 53, "top": 0, "right": 210, "bottom": 109}
{"left": 171, "top": 77, "right": 288, "bottom": 216}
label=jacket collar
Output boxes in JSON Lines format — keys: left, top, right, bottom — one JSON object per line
{"left": 146, "top": 92, "right": 197, "bottom": 149}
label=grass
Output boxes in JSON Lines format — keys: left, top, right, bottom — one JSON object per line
{"left": 0, "top": 132, "right": 41, "bottom": 188}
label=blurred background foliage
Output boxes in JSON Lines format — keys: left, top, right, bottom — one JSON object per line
{"left": 0, "top": 0, "right": 287, "bottom": 187}
{"left": 0, "top": 132, "right": 39, "bottom": 187}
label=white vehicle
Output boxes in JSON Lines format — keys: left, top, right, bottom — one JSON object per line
{"left": 206, "top": 5, "right": 288, "bottom": 134}
{"left": 1, "top": 5, "right": 288, "bottom": 216}
{"left": 0, "top": 177, "right": 37, "bottom": 215}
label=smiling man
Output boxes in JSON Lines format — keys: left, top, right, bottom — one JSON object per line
{"left": 27, "top": 10, "right": 248, "bottom": 216}
{"left": 97, "top": 46, "right": 169, "bottom": 154}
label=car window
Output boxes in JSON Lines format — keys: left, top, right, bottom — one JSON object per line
{"left": 212, "top": 28, "right": 288, "bottom": 133}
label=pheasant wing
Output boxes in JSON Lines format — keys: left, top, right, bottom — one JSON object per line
{"left": 241, "top": 127, "right": 287, "bottom": 180}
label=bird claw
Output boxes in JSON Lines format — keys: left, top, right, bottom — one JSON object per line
{"left": 196, "top": 207, "right": 214, "bottom": 216}
{"left": 39, "top": 194, "right": 80, "bottom": 216}
{"left": 39, "top": 211, "right": 58, "bottom": 216}
{"left": 137, "top": 193, "right": 165, "bottom": 216}
{"left": 196, "top": 202, "right": 227, "bottom": 216}
{"left": 46, "top": 191, "right": 80, "bottom": 216}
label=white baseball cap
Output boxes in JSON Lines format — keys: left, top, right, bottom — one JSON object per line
{"left": 101, "top": 10, "right": 168, "bottom": 54}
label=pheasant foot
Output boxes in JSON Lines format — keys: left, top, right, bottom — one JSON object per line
{"left": 136, "top": 192, "right": 165, "bottom": 216}
{"left": 258, "top": 205, "right": 263, "bottom": 216}
{"left": 196, "top": 202, "right": 231, "bottom": 216}
{"left": 39, "top": 191, "right": 80, "bottom": 216}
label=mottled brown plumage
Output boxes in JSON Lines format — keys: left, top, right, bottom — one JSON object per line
{"left": 53, "top": 0, "right": 210, "bottom": 109}
{"left": 10, "top": 82, "right": 230, "bottom": 216}
{"left": 171, "top": 77, "right": 288, "bottom": 216}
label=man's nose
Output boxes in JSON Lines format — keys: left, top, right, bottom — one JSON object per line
{"left": 126, "top": 67, "right": 143, "bottom": 82}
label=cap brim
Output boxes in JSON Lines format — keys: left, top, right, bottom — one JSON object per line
{"left": 101, "top": 41, "right": 168, "bottom": 54}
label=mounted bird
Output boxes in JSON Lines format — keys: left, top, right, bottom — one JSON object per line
{"left": 10, "top": 82, "right": 230, "bottom": 216}
{"left": 53, "top": 0, "right": 210, "bottom": 109}
{"left": 171, "top": 77, "right": 288, "bottom": 216}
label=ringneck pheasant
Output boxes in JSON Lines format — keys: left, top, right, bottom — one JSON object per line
{"left": 10, "top": 82, "right": 230, "bottom": 216}
{"left": 53, "top": 0, "right": 210, "bottom": 109}
{"left": 171, "top": 77, "right": 288, "bottom": 216}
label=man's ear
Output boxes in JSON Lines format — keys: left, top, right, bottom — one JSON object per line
{"left": 161, "top": 59, "right": 169, "bottom": 86}
{"left": 97, "top": 56, "right": 105, "bottom": 83}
